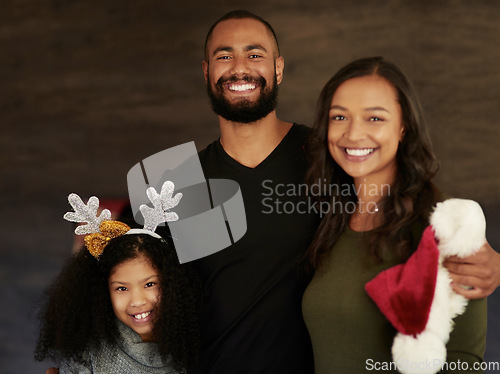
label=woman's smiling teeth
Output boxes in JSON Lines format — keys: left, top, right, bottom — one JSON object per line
{"left": 345, "top": 148, "right": 375, "bottom": 156}
{"left": 133, "top": 311, "right": 151, "bottom": 320}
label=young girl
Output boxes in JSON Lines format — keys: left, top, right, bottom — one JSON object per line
{"left": 302, "top": 57, "right": 487, "bottom": 373}
{"left": 35, "top": 189, "right": 201, "bottom": 373}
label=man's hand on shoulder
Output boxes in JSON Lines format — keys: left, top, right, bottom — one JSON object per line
{"left": 443, "top": 241, "right": 500, "bottom": 299}
{"left": 46, "top": 368, "right": 59, "bottom": 374}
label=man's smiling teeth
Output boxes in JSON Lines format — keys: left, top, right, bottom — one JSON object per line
{"left": 345, "top": 148, "right": 375, "bottom": 156}
{"left": 133, "top": 311, "right": 151, "bottom": 320}
{"left": 228, "top": 83, "right": 256, "bottom": 91}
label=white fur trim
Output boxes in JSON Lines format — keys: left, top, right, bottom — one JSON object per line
{"left": 392, "top": 331, "right": 446, "bottom": 374}
{"left": 430, "top": 198, "right": 486, "bottom": 258}
{"left": 391, "top": 271, "right": 454, "bottom": 373}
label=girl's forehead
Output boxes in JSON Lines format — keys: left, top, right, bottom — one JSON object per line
{"left": 109, "top": 255, "right": 157, "bottom": 280}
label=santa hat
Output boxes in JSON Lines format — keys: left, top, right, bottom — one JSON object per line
{"left": 365, "top": 198, "right": 486, "bottom": 374}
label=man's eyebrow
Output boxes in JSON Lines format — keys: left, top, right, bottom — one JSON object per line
{"left": 212, "top": 44, "right": 268, "bottom": 56}
{"left": 213, "top": 46, "right": 233, "bottom": 56}
{"left": 245, "top": 44, "right": 267, "bottom": 52}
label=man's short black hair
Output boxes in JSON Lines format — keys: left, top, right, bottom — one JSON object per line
{"left": 204, "top": 10, "right": 280, "bottom": 61}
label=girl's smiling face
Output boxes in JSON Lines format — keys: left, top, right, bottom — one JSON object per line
{"left": 108, "top": 254, "right": 160, "bottom": 342}
{"left": 327, "top": 75, "right": 404, "bottom": 187}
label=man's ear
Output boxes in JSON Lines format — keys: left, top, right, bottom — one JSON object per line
{"left": 275, "top": 56, "right": 284, "bottom": 85}
{"left": 202, "top": 60, "right": 209, "bottom": 84}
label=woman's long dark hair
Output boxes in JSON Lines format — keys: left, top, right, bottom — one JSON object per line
{"left": 35, "top": 233, "right": 201, "bottom": 371}
{"left": 306, "top": 56, "right": 440, "bottom": 270}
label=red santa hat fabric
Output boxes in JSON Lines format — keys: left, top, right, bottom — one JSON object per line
{"left": 365, "top": 225, "right": 440, "bottom": 336}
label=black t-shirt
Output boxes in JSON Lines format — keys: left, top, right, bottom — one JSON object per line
{"left": 192, "top": 124, "right": 320, "bottom": 374}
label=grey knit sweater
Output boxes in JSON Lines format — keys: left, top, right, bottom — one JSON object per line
{"left": 60, "top": 320, "right": 183, "bottom": 374}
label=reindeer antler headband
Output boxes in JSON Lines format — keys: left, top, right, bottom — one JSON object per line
{"left": 64, "top": 181, "right": 182, "bottom": 258}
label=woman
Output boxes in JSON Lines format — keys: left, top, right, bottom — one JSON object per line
{"left": 302, "top": 56, "right": 486, "bottom": 373}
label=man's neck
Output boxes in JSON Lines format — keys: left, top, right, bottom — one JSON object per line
{"left": 218, "top": 112, "right": 293, "bottom": 168}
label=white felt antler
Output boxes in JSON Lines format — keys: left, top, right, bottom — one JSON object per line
{"left": 139, "top": 181, "right": 182, "bottom": 232}
{"left": 63, "top": 194, "right": 111, "bottom": 235}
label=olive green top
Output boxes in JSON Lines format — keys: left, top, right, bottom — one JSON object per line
{"left": 302, "top": 225, "right": 487, "bottom": 374}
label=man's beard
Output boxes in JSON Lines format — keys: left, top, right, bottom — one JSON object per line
{"left": 206, "top": 70, "right": 278, "bottom": 124}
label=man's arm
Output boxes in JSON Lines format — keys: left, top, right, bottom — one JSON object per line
{"left": 46, "top": 369, "right": 59, "bottom": 374}
{"left": 443, "top": 242, "right": 500, "bottom": 299}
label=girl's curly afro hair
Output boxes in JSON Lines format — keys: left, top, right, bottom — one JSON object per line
{"left": 35, "top": 233, "right": 201, "bottom": 371}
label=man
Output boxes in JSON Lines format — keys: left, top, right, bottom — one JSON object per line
{"left": 47, "top": 9, "right": 500, "bottom": 374}
{"left": 193, "top": 10, "right": 319, "bottom": 373}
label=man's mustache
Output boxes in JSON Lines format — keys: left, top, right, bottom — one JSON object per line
{"left": 216, "top": 74, "right": 266, "bottom": 87}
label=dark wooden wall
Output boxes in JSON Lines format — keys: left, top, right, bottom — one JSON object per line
{"left": 2, "top": 0, "right": 499, "bottom": 204}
